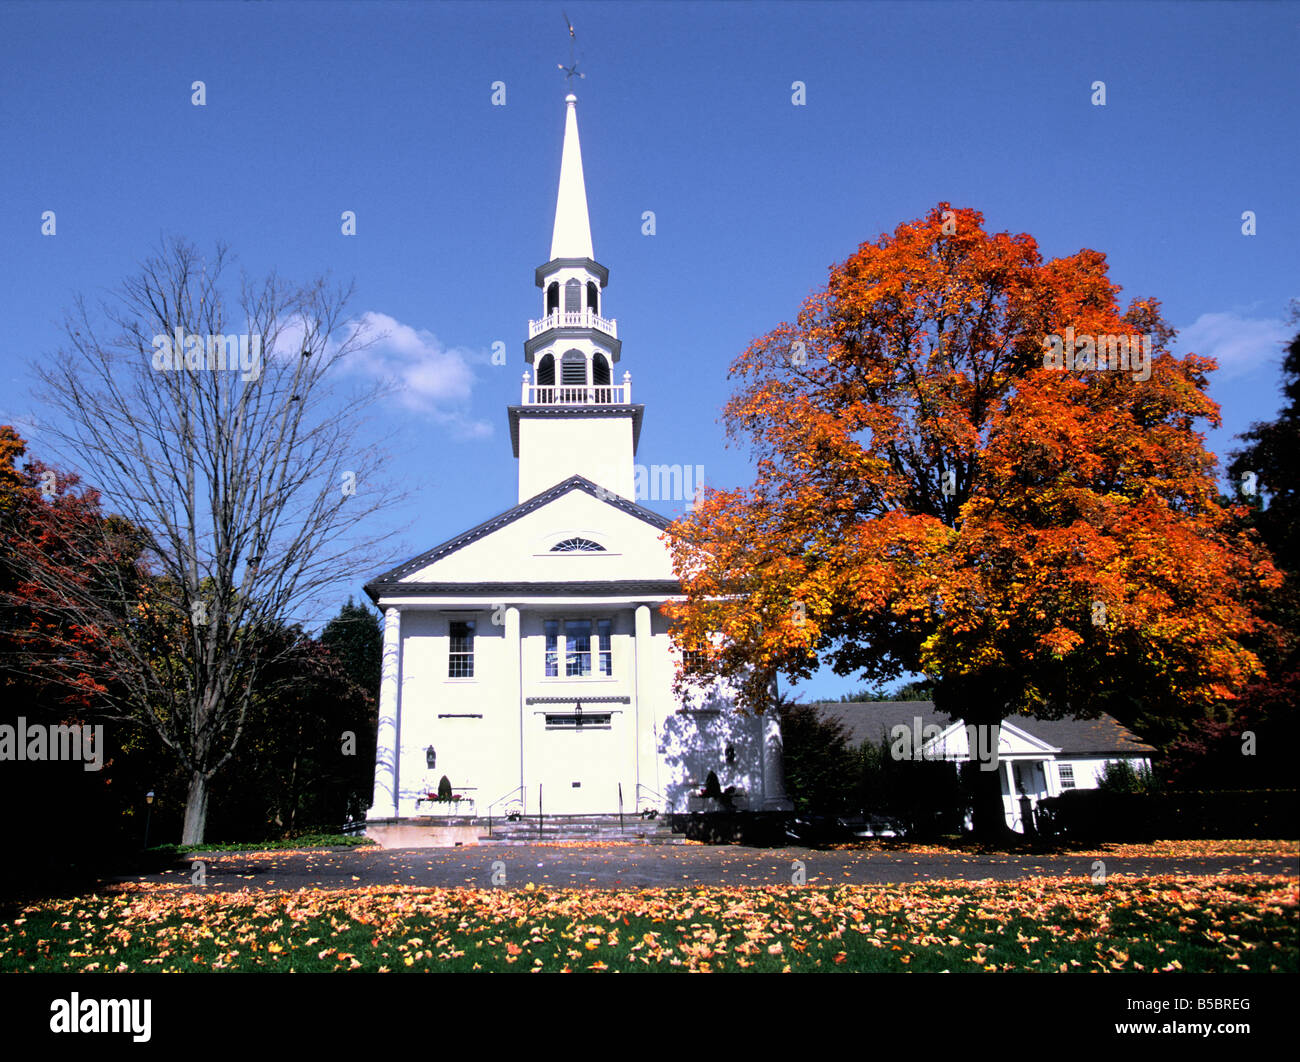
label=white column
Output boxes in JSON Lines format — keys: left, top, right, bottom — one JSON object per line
{"left": 1004, "top": 758, "right": 1019, "bottom": 832}
{"left": 633, "top": 605, "right": 652, "bottom": 802}
{"left": 368, "top": 606, "right": 402, "bottom": 820}
{"left": 506, "top": 606, "right": 523, "bottom": 796}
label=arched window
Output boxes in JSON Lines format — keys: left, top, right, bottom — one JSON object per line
{"left": 546, "top": 282, "right": 560, "bottom": 316}
{"left": 586, "top": 281, "right": 599, "bottom": 314}
{"left": 550, "top": 537, "right": 606, "bottom": 552}
{"left": 536, "top": 353, "right": 555, "bottom": 386}
{"left": 592, "top": 352, "right": 611, "bottom": 387}
{"left": 564, "top": 278, "right": 582, "bottom": 313}
{"left": 560, "top": 349, "right": 587, "bottom": 386}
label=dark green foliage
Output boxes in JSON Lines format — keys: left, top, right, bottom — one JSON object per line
{"left": 205, "top": 618, "right": 377, "bottom": 841}
{"left": 1097, "top": 758, "right": 1158, "bottom": 795}
{"left": 1039, "top": 788, "right": 1297, "bottom": 841}
{"left": 437, "top": 775, "right": 453, "bottom": 801}
{"left": 777, "top": 700, "right": 858, "bottom": 813}
{"left": 837, "top": 679, "right": 934, "bottom": 702}
{"left": 321, "top": 597, "right": 382, "bottom": 701}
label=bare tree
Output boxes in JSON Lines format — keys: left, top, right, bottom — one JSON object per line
{"left": 21, "top": 237, "right": 402, "bottom": 843}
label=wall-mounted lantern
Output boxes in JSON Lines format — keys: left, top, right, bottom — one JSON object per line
{"left": 425, "top": 746, "right": 437, "bottom": 769}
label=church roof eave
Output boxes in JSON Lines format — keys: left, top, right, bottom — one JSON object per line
{"left": 507, "top": 403, "right": 643, "bottom": 457}
{"left": 535, "top": 257, "right": 608, "bottom": 288}
{"left": 372, "top": 579, "right": 683, "bottom": 602}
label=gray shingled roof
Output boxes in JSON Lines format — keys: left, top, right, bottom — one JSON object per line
{"left": 811, "top": 700, "right": 1155, "bottom": 755}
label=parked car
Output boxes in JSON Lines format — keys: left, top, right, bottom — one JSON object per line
{"left": 837, "top": 813, "right": 908, "bottom": 839}
{"left": 783, "top": 812, "right": 908, "bottom": 844}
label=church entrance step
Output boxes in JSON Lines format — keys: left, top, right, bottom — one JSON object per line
{"left": 477, "top": 813, "right": 681, "bottom": 844}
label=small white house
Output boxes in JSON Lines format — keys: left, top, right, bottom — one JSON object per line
{"left": 814, "top": 701, "right": 1155, "bottom": 833}
{"left": 363, "top": 93, "right": 792, "bottom": 828}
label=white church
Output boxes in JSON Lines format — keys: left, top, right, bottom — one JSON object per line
{"left": 364, "top": 92, "right": 792, "bottom": 827}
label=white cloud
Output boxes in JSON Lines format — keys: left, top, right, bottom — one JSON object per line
{"left": 334, "top": 312, "right": 493, "bottom": 439}
{"left": 1174, "top": 310, "right": 1292, "bottom": 380}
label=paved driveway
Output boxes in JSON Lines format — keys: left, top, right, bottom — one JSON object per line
{"left": 110, "top": 843, "right": 1299, "bottom": 893}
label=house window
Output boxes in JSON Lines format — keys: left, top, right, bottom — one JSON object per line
{"left": 682, "top": 646, "right": 708, "bottom": 672}
{"left": 544, "top": 618, "right": 613, "bottom": 677}
{"left": 448, "top": 620, "right": 475, "bottom": 677}
{"left": 1058, "top": 763, "right": 1076, "bottom": 790}
{"left": 545, "top": 712, "right": 612, "bottom": 729}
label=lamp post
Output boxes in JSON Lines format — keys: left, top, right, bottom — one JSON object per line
{"left": 143, "top": 790, "right": 155, "bottom": 850}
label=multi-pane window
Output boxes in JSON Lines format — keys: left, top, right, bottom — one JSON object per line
{"left": 682, "top": 647, "right": 708, "bottom": 672}
{"left": 1058, "top": 763, "right": 1076, "bottom": 790}
{"left": 597, "top": 619, "right": 612, "bottom": 676}
{"left": 448, "top": 620, "right": 475, "bottom": 678}
{"left": 544, "top": 620, "right": 560, "bottom": 677}
{"left": 543, "top": 618, "right": 613, "bottom": 677}
{"left": 566, "top": 620, "right": 592, "bottom": 676}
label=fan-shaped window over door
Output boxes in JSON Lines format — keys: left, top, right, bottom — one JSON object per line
{"left": 551, "top": 537, "right": 606, "bottom": 552}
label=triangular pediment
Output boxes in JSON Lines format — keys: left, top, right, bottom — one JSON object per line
{"left": 924, "top": 720, "right": 1062, "bottom": 759}
{"left": 365, "top": 476, "right": 678, "bottom": 598}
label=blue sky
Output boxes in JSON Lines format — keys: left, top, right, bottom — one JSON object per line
{"left": 1, "top": 1, "right": 1296, "bottom": 701}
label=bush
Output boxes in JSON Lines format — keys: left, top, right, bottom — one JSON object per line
{"left": 1039, "top": 788, "right": 1297, "bottom": 841}
{"left": 1098, "top": 759, "right": 1159, "bottom": 795}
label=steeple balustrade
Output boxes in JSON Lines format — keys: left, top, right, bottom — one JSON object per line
{"left": 521, "top": 371, "right": 631, "bottom": 405}
{"left": 528, "top": 309, "right": 618, "bottom": 339}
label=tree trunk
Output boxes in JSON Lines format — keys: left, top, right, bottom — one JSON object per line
{"left": 970, "top": 759, "right": 1013, "bottom": 842}
{"left": 181, "top": 770, "right": 209, "bottom": 845}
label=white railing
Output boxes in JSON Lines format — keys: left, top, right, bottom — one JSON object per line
{"left": 522, "top": 371, "right": 631, "bottom": 405}
{"left": 528, "top": 310, "right": 619, "bottom": 339}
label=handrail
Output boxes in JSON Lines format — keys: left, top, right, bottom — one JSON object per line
{"left": 486, "top": 784, "right": 526, "bottom": 840}
{"left": 487, "top": 785, "right": 525, "bottom": 815}
{"left": 635, "top": 783, "right": 669, "bottom": 813}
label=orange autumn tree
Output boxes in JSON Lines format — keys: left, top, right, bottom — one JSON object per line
{"left": 665, "top": 204, "right": 1279, "bottom": 837}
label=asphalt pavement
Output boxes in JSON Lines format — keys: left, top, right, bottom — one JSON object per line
{"left": 108, "top": 843, "right": 1299, "bottom": 893}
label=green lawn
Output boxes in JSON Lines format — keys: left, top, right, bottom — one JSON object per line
{"left": 1, "top": 875, "right": 1292, "bottom": 973}
{"left": 145, "top": 832, "right": 375, "bottom": 856}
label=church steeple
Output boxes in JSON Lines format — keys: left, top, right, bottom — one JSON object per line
{"left": 510, "top": 92, "right": 642, "bottom": 505}
{"left": 550, "top": 94, "right": 594, "bottom": 261}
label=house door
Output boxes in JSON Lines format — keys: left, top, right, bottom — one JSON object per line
{"left": 535, "top": 712, "right": 624, "bottom": 814}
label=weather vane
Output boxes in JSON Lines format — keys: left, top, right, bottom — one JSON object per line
{"left": 558, "top": 11, "right": 585, "bottom": 85}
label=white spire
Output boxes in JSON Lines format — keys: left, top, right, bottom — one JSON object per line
{"left": 550, "top": 93, "right": 594, "bottom": 261}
